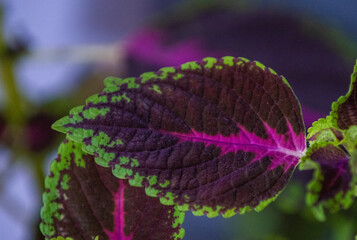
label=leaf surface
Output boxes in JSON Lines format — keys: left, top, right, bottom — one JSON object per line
{"left": 40, "top": 139, "right": 184, "bottom": 240}
{"left": 53, "top": 56, "right": 306, "bottom": 217}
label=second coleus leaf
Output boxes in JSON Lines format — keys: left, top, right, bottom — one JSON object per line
{"left": 53, "top": 56, "right": 306, "bottom": 217}
{"left": 300, "top": 61, "right": 357, "bottom": 219}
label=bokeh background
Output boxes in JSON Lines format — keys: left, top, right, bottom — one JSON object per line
{"left": 0, "top": 0, "right": 357, "bottom": 239}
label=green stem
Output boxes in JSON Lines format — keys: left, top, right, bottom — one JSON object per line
{"left": 0, "top": 6, "right": 25, "bottom": 126}
{"left": 0, "top": 59, "right": 24, "bottom": 124}
{"left": 32, "top": 154, "right": 45, "bottom": 192}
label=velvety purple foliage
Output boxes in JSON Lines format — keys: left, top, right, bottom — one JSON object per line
{"left": 40, "top": 140, "right": 184, "bottom": 240}
{"left": 55, "top": 56, "right": 306, "bottom": 216}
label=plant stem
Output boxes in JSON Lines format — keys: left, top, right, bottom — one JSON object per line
{"left": 0, "top": 59, "right": 24, "bottom": 124}
{"left": 32, "top": 154, "right": 45, "bottom": 192}
{"left": 0, "top": 6, "right": 25, "bottom": 127}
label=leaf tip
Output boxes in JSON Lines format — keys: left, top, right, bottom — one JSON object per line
{"left": 51, "top": 116, "right": 70, "bottom": 134}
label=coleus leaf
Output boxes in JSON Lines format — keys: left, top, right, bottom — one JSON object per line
{"left": 300, "top": 61, "right": 357, "bottom": 218}
{"left": 300, "top": 141, "right": 356, "bottom": 220}
{"left": 53, "top": 56, "right": 306, "bottom": 217}
{"left": 40, "top": 139, "right": 185, "bottom": 240}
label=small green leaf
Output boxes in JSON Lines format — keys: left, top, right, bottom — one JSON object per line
{"left": 306, "top": 116, "right": 342, "bottom": 145}
{"left": 50, "top": 237, "right": 73, "bottom": 240}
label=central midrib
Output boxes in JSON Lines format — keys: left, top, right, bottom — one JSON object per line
{"left": 174, "top": 134, "right": 304, "bottom": 158}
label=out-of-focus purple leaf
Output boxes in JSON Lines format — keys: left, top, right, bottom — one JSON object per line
{"left": 125, "top": 29, "right": 222, "bottom": 66}
{"left": 25, "top": 113, "right": 57, "bottom": 151}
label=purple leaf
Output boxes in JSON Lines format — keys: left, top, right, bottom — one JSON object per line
{"left": 300, "top": 142, "right": 356, "bottom": 219}
{"left": 311, "top": 145, "right": 351, "bottom": 201}
{"left": 53, "top": 56, "right": 306, "bottom": 217}
{"left": 125, "top": 29, "right": 222, "bottom": 66}
{"left": 40, "top": 139, "right": 185, "bottom": 240}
